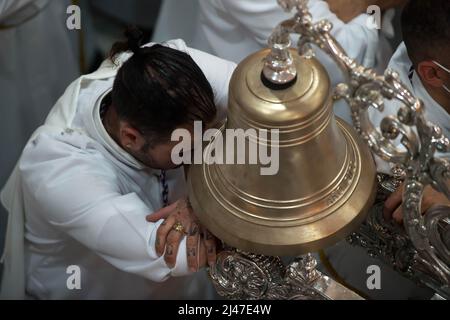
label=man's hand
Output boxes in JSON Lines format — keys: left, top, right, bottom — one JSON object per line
{"left": 326, "top": 0, "right": 407, "bottom": 23}
{"left": 383, "top": 184, "right": 450, "bottom": 223}
{"left": 146, "top": 199, "right": 217, "bottom": 272}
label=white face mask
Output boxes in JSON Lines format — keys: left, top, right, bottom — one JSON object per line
{"left": 433, "top": 60, "right": 450, "bottom": 95}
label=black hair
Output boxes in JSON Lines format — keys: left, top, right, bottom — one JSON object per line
{"left": 401, "top": 0, "right": 450, "bottom": 66}
{"left": 109, "top": 26, "right": 216, "bottom": 146}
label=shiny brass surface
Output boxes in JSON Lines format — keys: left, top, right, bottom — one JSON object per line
{"left": 187, "top": 49, "right": 377, "bottom": 256}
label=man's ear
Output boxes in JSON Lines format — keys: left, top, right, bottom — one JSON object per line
{"left": 417, "top": 61, "right": 445, "bottom": 88}
{"left": 119, "top": 123, "right": 146, "bottom": 151}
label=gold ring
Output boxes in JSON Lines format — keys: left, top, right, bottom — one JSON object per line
{"left": 172, "top": 222, "right": 185, "bottom": 234}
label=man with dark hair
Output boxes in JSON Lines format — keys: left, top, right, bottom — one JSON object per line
{"left": 371, "top": 0, "right": 450, "bottom": 222}
{"left": 0, "top": 32, "right": 236, "bottom": 299}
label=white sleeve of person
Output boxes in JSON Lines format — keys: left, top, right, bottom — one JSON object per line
{"left": 0, "top": 0, "right": 48, "bottom": 23}
{"left": 19, "top": 132, "right": 192, "bottom": 282}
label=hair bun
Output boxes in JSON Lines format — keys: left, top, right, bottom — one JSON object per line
{"left": 124, "top": 26, "right": 146, "bottom": 55}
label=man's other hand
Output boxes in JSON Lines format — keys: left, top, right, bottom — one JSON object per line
{"left": 383, "top": 184, "right": 450, "bottom": 224}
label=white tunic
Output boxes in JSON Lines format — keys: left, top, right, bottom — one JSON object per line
{"left": 370, "top": 42, "right": 450, "bottom": 135}
{"left": 194, "top": 0, "right": 378, "bottom": 67}
{"left": 154, "top": 0, "right": 379, "bottom": 74}
{"left": 0, "top": 39, "right": 236, "bottom": 299}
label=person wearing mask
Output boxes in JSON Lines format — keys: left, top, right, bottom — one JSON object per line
{"left": 153, "top": 0, "right": 406, "bottom": 123}
{"left": 326, "top": 0, "right": 450, "bottom": 299}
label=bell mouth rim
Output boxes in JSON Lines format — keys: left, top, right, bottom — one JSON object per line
{"left": 187, "top": 118, "right": 377, "bottom": 256}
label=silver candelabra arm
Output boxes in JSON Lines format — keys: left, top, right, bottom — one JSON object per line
{"left": 267, "top": 0, "right": 450, "bottom": 288}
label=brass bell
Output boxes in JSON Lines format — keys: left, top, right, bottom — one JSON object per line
{"left": 187, "top": 48, "right": 377, "bottom": 256}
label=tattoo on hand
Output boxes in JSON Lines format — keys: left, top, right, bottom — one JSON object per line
{"left": 188, "top": 248, "right": 196, "bottom": 257}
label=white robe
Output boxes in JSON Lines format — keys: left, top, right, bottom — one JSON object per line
{"left": 152, "top": 0, "right": 380, "bottom": 124}
{"left": 0, "top": 0, "right": 79, "bottom": 188}
{"left": 153, "top": 0, "right": 383, "bottom": 74}
{"left": 325, "top": 43, "right": 447, "bottom": 300}
{"left": 0, "top": 39, "right": 236, "bottom": 299}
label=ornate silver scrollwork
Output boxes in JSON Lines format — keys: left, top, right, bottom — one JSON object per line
{"left": 209, "top": 249, "right": 363, "bottom": 300}
{"left": 209, "top": 0, "right": 449, "bottom": 300}
{"left": 270, "top": 0, "right": 450, "bottom": 294}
